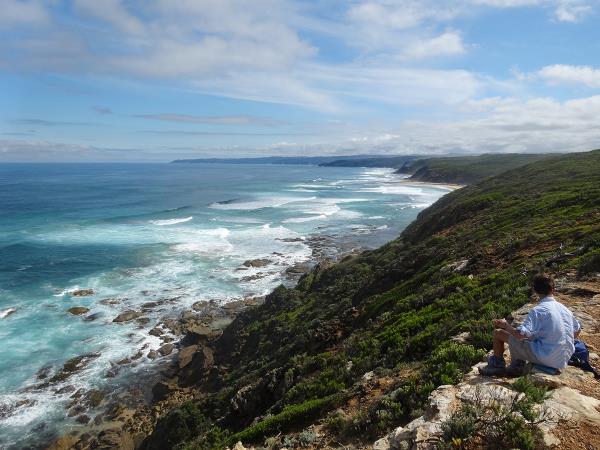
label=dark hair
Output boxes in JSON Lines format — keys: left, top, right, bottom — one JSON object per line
{"left": 533, "top": 273, "right": 554, "bottom": 296}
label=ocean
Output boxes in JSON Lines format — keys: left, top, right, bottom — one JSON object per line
{"left": 0, "top": 163, "right": 451, "bottom": 448}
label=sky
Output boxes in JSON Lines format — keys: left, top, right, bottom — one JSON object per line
{"left": 1, "top": 0, "right": 600, "bottom": 162}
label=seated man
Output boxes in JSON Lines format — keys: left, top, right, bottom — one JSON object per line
{"left": 479, "top": 273, "right": 581, "bottom": 377}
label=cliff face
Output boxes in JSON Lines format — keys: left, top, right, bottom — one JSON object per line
{"left": 140, "top": 150, "right": 600, "bottom": 450}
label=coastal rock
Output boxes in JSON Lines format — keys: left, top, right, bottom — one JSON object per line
{"left": 178, "top": 345, "right": 199, "bottom": 369}
{"left": 158, "top": 343, "right": 174, "bottom": 356}
{"left": 179, "top": 346, "right": 214, "bottom": 385}
{"left": 100, "top": 298, "right": 121, "bottom": 305}
{"left": 152, "top": 380, "right": 178, "bottom": 402}
{"left": 242, "top": 258, "right": 272, "bottom": 268}
{"left": 67, "top": 306, "right": 89, "bottom": 315}
{"left": 76, "top": 414, "right": 90, "bottom": 424}
{"left": 147, "top": 350, "right": 158, "bottom": 359}
{"left": 46, "top": 435, "right": 78, "bottom": 450}
{"left": 83, "top": 312, "right": 103, "bottom": 321}
{"left": 148, "top": 327, "right": 163, "bottom": 337}
{"left": 113, "top": 310, "right": 143, "bottom": 323}
{"left": 84, "top": 389, "right": 105, "bottom": 408}
{"left": 72, "top": 289, "right": 95, "bottom": 297}
{"left": 92, "top": 429, "right": 135, "bottom": 450}
{"left": 48, "top": 353, "right": 100, "bottom": 383}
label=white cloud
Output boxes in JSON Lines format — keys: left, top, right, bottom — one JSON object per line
{"left": 73, "top": 0, "right": 144, "bottom": 34}
{"left": 135, "top": 114, "right": 286, "bottom": 126}
{"left": 0, "top": 0, "right": 49, "bottom": 29}
{"left": 539, "top": 64, "right": 600, "bottom": 87}
{"left": 401, "top": 31, "right": 466, "bottom": 60}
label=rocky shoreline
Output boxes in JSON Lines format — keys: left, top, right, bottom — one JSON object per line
{"left": 42, "top": 233, "right": 367, "bottom": 450}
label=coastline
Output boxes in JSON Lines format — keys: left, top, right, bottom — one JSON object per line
{"left": 0, "top": 169, "right": 456, "bottom": 450}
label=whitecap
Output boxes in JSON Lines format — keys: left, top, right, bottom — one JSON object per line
{"left": 150, "top": 216, "right": 193, "bottom": 226}
{"left": 283, "top": 215, "right": 328, "bottom": 223}
{"left": 209, "top": 196, "right": 316, "bottom": 211}
{"left": 0, "top": 307, "right": 16, "bottom": 319}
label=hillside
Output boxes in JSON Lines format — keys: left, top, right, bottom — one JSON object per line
{"left": 399, "top": 153, "right": 555, "bottom": 184}
{"left": 124, "top": 151, "right": 598, "bottom": 449}
{"left": 171, "top": 156, "right": 391, "bottom": 165}
{"left": 319, "top": 155, "right": 423, "bottom": 168}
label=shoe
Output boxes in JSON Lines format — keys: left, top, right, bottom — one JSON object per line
{"left": 505, "top": 359, "right": 527, "bottom": 377}
{"left": 478, "top": 355, "right": 506, "bottom": 376}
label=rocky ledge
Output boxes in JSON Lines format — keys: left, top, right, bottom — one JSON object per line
{"left": 374, "top": 279, "right": 600, "bottom": 450}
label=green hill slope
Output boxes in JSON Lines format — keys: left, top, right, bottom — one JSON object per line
{"left": 399, "top": 153, "right": 555, "bottom": 184}
{"left": 145, "top": 150, "right": 600, "bottom": 450}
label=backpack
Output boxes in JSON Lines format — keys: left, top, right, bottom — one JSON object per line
{"left": 569, "top": 339, "right": 600, "bottom": 379}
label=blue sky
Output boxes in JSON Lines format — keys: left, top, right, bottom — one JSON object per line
{"left": 1, "top": 0, "right": 599, "bottom": 162}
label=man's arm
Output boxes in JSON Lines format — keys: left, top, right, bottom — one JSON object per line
{"left": 493, "top": 318, "right": 529, "bottom": 340}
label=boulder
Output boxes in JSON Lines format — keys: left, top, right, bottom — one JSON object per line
{"left": 67, "top": 306, "right": 89, "bottom": 315}
{"left": 113, "top": 310, "right": 142, "bottom": 323}
{"left": 72, "top": 289, "right": 95, "bottom": 297}
{"left": 147, "top": 350, "right": 158, "bottom": 360}
{"left": 178, "top": 345, "right": 199, "bottom": 369}
{"left": 242, "top": 258, "right": 272, "bottom": 268}
{"left": 148, "top": 327, "right": 163, "bottom": 337}
{"left": 158, "top": 343, "right": 174, "bottom": 356}
{"left": 152, "top": 380, "right": 177, "bottom": 402}
{"left": 179, "top": 346, "right": 214, "bottom": 385}
{"left": 83, "top": 312, "right": 103, "bottom": 321}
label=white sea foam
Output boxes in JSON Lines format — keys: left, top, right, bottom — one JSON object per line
{"left": 150, "top": 216, "right": 193, "bottom": 226}
{"left": 283, "top": 215, "right": 328, "bottom": 223}
{"left": 209, "top": 196, "right": 316, "bottom": 210}
{"left": 368, "top": 216, "right": 386, "bottom": 220}
{"left": 0, "top": 308, "right": 16, "bottom": 319}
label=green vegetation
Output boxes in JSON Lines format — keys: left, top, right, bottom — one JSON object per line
{"left": 145, "top": 150, "right": 600, "bottom": 449}
{"left": 439, "top": 377, "right": 549, "bottom": 449}
{"left": 399, "top": 153, "right": 555, "bottom": 184}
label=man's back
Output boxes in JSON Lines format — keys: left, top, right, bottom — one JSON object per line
{"left": 520, "top": 297, "right": 579, "bottom": 368}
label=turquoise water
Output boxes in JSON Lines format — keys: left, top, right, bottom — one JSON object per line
{"left": 0, "top": 163, "right": 451, "bottom": 447}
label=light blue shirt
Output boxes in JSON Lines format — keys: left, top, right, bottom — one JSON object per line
{"left": 517, "top": 296, "right": 581, "bottom": 369}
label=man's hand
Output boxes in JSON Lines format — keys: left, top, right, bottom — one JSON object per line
{"left": 492, "top": 318, "right": 508, "bottom": 329}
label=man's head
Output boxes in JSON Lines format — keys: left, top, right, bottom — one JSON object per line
{"left": 532, "top": 273, "right": 554, "bottom": 297}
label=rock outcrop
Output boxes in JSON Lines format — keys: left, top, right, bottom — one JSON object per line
{"left": 374, "top": 284, "right": 600, "bottom": 450}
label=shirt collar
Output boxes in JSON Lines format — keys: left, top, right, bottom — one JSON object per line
{"left": 540, "top": 296, "right": 555, "bottom": 303}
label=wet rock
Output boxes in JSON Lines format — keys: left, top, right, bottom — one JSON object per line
{"left": 178, "top": 345, "right": 199, "bottom": 369}
{"left": 147, "top": 350, "right": 158, "bottom": 360}
{"left": 76, "top": 414, "right": 91, "bottom": 424}
{"left": 158, "top": 343, "right": 174, "bottom": 356}
{"left": 72, "top": 289, "right": 95, "bottom": 297}
{"left": 136, "top": 317, "right": 150, "bottom": 326}
{"left": 84, "top": 389, "right": 105, "bottom": 408}
{"left": 192, "top": 300, "right": 209, "bottom": 311}
{"left": 83, "top": 312, "right": 103, "bottom": 321}
{"left": 148, "top": 327, "right": 163, "bottom": 337}
{"left": 240, "top": 273, "right": 268, "bottom": 282}
{"left": 100, "top": 298, "right": 121, "bottom": 305}
{"left": 48, "top": 353, "right": 100, "bottom": 383}
{"left": 242, "top": 258, "right": 272, "bottom": 267}
{"left": 113, "top": 310, "right": 143, "bottom": 323}
{"left": 55, "top": 385, "right": 75, "bottom": 395}
{"left": 67, "top": 306, "right": 89, "bottom": 315}
{"left": 37, "top": 365, "right": 53, "bottom": 380}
